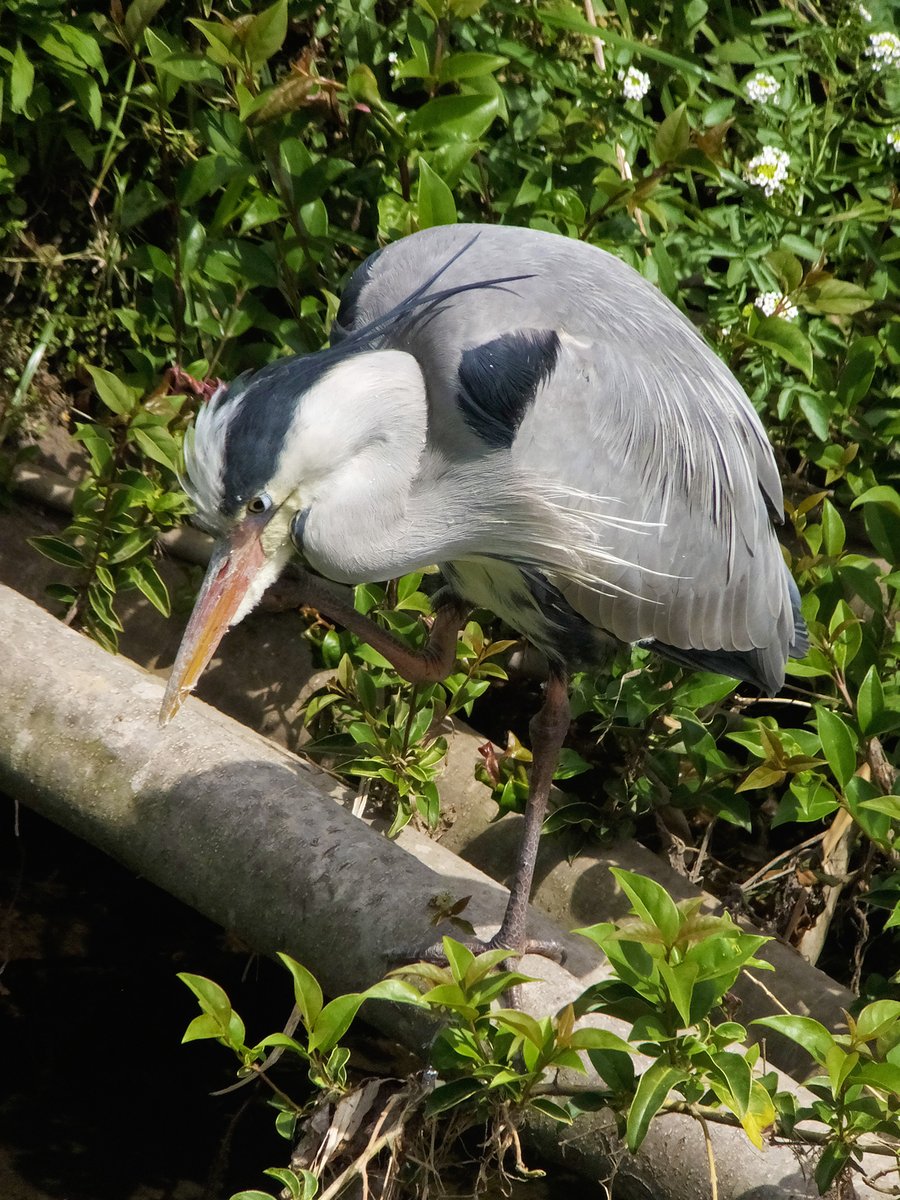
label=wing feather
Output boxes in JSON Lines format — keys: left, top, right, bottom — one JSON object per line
{"left": 334, "top": 224, "right": 800, "bottom": 687}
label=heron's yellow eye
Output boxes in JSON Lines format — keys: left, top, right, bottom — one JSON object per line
{"left": 246, "top": 493, "right": 272, "bottom": 515}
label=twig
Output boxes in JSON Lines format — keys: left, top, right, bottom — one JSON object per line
{"left": 689, "top": 817, "right": 717, "bottom": 883}
{"left": 698, "top": 1112, "right": 719, "bottom": 1200}
{"left": 210, "top": 1003, "right": 302, "bottom": 1096}
{"left": 315, "top": 1089, "right": 411, "bottom": 1200}
{"left": 741, "top": 829, "right": 827, "bottom": 893}
{"left": 581, "top": 0, "right": 606, "bottom": 71}
{"left": 739, "top": 968, "right": 792, "bottom": 1016}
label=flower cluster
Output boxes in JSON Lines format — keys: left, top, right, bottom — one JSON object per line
{"left": 745, "top": 72, "right": 780, "bottom": 103}
{"left": 865, "top": 31, "right": 900, "bottom": 71}
{"left": 744, "top": 146, "right": 791, "bottom": 197}
{"left": 888, "top": 124, "right": 900, "bottom": 152}
{"left": 755, "top": 292, "right": 798, "bottom": 321}
{"left": 618, "top": 66, "right": 651, "bottom": 101}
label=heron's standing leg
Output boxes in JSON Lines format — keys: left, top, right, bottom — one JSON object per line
{"left": 489, "top": 667, "right": 570, "bottom": 957}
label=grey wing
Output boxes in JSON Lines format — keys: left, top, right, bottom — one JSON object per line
{"left": 512, "top": 328, "right": 802, "bottom": 691}
{"left": 333, "top": 225, "right": 803, "bottom": 689}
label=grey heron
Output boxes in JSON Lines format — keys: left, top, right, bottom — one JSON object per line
{"left": 159, "top": 223, "right": 807, "bottom": 958}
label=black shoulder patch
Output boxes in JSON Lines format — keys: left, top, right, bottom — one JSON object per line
{"left": 331, "top": 248, "right": 383, "bottom": 342}
{"left": 456, "top": 329, "right": 560, "bottom": 450}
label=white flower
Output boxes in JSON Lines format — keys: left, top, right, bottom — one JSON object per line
{"left": 618, "top": 66, "right": 651, "bottom": 101}
{"left": 858, "top": 2, "right": 873, "bottom": 21}
{"left": 745, "top": 72, "right": 780, "bottom": 103}
{"left": 865, "top": 31, "right": 900, "bottom": 71}
{"left": 387, "top": 50, "right": 398, "bottom": 64}
{"left": 755, "top": 292, "right": 798, "bottom": 321}
{"left": 744, "top": 146, "right": 791, "bottom": 197}
{"left": 888, "top": 124, "right": 900, "bottom": 151}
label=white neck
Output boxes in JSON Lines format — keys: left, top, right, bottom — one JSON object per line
{"left": 278, "top": 348, "right": 605, "bottom": 586}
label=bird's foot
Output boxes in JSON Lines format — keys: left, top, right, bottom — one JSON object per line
{"left": 413, "top": 932, "right": 567, "bottom": 967}
{"left": 398, "top": 933, "right": 565, "bottom": 1010}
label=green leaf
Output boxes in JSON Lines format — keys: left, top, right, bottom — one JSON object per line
{"left": 496, "top": 1008, "right": 553, "bottom": 1050}
{"left": 438, "top": 52, "right": 509, "bottom": 82}
{"left": 858, "top": 795, "right": 900, "bottom": 819}
{"left": 863, "top": 502, "right": 900, "bottom": 563}
{"left": 821, "top": 500, "right": 845, "bottom": 557}
{"left": 86, "top": 365, "right": 141, "bottom": 415}
{"left": 814, "top": 1142, "right": 851, "bottom": 1194}
{"left": 658, "top": 959, "right": 699, "bottom": 1027}
{"left": 130, "top": 425, "right": 180, "bottom": 471}
{"left": 752, "top": 1015, "right": 835, "bottom": 1066}
{"left": 123, "top": 0, "right": 168, "bottom": 45}
{"left": 408, "top": 93, "right": 500, "bottom": 141}
{"left": 11, "top": 42, "right": 35, "bottom": 112}
{"left": 426, "top": 1078, "right": 482, "bottom": 1114}
{"left": 837, "top": 341, "right": 877, "bottom": 407}
{"left": 797, "top": 391, "right": 832, "bottom": 440}
{"left": 749, "top": 317, "right": 813, "bottom": 380}
{"left": 530, "top": 1097, "right": 573, "bottom": 1123}
{"left": 710, "top": 1051, "right": 752, "bottom": 1117}
{"left": 803, "top": 279, "right": 873, "bottom": 315}
{"left": 587, "top": 1048, "right": 635, "bottom": 1092}
{"left": 155, "top": 53, "right": 223, "bottom": 85}
{"left": 670, "top": 673, "right": 738, "bottom": 707}
{"left": 767, "top": 248, "right": 803, "bottom": 294}
{"left": 626, "top": 1063, "right": 688, "bottom": 1152}
{"left": 29, "top": 536, "right": 84, "bottom": 569}
{"left": 568, "top": 1027, "right": 633, "bottom": 1055}
{"left": 857, "top": 666, "right": 884, "bottom": 737}
{"left": 178, "top": 972, "right": 233, "bottom": 1020}
{"left": 609, "top": 869, "right": 681, "bottom": 948}
{"left": 277, "top": 954, "right": 323, "bottom": 1033}
{"left": 654, "top": 105, "right": 690, "bottom": 163}
{"left": 126, "top": 559, "right": 170, "bottom": 616}
{"left": 417, "top": 159, "right": 457, "bottom": 229}
{"left": 449, "top": 0, "right": 490, "bottom": 14}
{"left": 851, "top": 485, "right": 900, "bottom": 518}
{"left": 263, "top": 1167, "right": 317, "bottom": 1200}
{"left": 242, "top": 0, "right": 288, "bottom": 69}
{"left": 181, "top": 1013, "right": 226, "bottom": 1043}
{"left": 358, "top": 978, "right": 429, "bottom": 1008}
{"left": 443, "top": 937, "right": 475, "bottom": 984}
{"left": 309, "top": 993, "right": 363, "bottom": 1054}
{"left": 852, "top": 1000, "right": 900, "bottom": 1045}
{"left": 815, "top": 706, "right": 857, "bottom": 789}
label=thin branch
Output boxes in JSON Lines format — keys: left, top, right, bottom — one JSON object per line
{"left": 581, "top": 0, "right": 606, "bottom": 71}
{"left": 698, "top": 1112, "right": 719, "bottom": 1200}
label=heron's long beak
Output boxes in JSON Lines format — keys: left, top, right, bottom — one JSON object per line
{"left": 159, "top": 517, "right": 268, "bottom": 726}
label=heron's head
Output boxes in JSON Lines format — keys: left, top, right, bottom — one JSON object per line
{"left": 159, "top": 346, "right": 426, "bottom": 724}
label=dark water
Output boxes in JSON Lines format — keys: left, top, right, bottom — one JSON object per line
{"left": 0, "top": 798, "right": 578, "bottom": 1200}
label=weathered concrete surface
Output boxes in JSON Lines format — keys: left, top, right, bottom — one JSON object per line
{"left": 0, "top": 582, "right": 885, "bottom": 1200}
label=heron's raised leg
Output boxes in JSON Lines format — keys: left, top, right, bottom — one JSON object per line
{"left": 274, "top": 567, "right": 468, "bottom": 683}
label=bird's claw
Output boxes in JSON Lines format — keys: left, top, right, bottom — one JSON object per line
{"left": 403, "top": 933, "right": 567, "bottom": 968}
